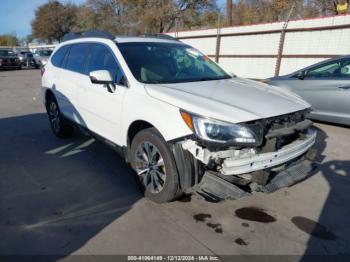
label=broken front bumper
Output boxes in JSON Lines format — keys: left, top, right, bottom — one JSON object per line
{"left": 178, "top": 128, "right": 317, "bottom": 201}
{"left": 194, "top": 157, "right": 317, "bottom": 202}
{"left": 220, "top": 129, "right": 317, "bottom": 175}
{"left": 181, "top": 128, "right": 316, "bottom": 176}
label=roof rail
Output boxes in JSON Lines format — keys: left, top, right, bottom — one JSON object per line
{"left": 140, "top": 33, "right": 179, "bottom": 41}
{"left": 62, "top": 30, "right": 115, "bottom": 42}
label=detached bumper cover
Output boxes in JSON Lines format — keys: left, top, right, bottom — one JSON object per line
{"left": 220, "top": 129, "right": 317, "bottom": 175}
{"left": 178, "top": 127, "right": 317, "bottom": 201}
{"left": 194, "top": 157, "right": 316, "bottom": 201}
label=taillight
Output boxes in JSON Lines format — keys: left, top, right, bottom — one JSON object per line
{"left": 40, "top": 66, "right": 45, "bottom": 77}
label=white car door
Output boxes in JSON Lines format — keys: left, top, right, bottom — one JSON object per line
{"left": 76, "top": 43, "right": 127, "bottom": 145}
{"left": 50, "top": 45, "right": 74, "bottom": 119}
{"left": 52, "top": 43, "right": 90, "bottom": 122}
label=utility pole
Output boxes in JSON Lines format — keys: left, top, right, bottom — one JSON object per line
{"left": 226, "top": 0, "right": 233, "bottom": 26}
{"left": 274, "top": 3, "right": 296, "bottom": 77}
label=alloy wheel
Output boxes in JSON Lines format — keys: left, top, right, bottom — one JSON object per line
{"left": 48, "top": 101, "right": 60, "bottom": 133}
{"left": 134, "top": 141, "right": 166, "bottom": 193}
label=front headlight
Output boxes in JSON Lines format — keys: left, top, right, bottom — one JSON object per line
{"left": 180, "top": 110, "right": 257, "bottom": 145}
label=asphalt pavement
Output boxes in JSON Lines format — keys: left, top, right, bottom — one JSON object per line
{"left": 0, "top": 70, "right": 349, "bottom": 261}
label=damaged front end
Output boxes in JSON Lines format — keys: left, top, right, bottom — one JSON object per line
{"left": 172, "top": 110, "right": 318, "bottom": 202}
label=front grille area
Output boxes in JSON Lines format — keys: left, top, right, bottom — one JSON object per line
{"left": 260, "top": 133, "right": 301, "bottom": 153}
{"left": 264, "top": 110, "right": 308, "bottom": 132}
{"left": 246, "top": 109, "right": 311, "bottom": 153}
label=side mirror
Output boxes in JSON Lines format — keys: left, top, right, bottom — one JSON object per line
{"left": 296, "top": 71, "right": 305, "bottom": 80}
{"left": 89, "top": 70, "right": 116, "bottom": 93}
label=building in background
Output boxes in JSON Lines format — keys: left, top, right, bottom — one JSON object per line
{"left": 168, "top": 14, "right": 350, "bottom": 79}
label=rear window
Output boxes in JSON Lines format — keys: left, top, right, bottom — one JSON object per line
{"left": 39, "top": 50, "right": 53, "bottom": 56}
{"left": 51, "top": 45, "right": 70, "bottom": 68}
{"left": 0, "top": 50, "right": 15, "bottom": 56}
{"left": 65, "top": 43, "right": 90, "bottom": 74}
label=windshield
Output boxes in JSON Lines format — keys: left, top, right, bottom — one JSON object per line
{"left": 118, "top": 42, "right": 231, "bottom": 84}
{"left": 0, "top": 50, "right": 16, "bottom": 56}
{"left": 39, "top": 50, "right": 53, "bottom": 56}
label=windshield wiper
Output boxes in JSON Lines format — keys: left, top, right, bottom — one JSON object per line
{"left": 197, "top": 76, "right": 231, "bottom": 81}
{"left": 143, "top": 75, "right": 232, "bottom": 84}
{"left": 197, "top": 77, "right": 216, "bottom": 81}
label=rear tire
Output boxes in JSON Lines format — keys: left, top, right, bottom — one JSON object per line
{"left": 129, "top": 128, "right": 180, "bottom": 203}
{"left": 46, "top": 95, "right": 74, "bottom": 138}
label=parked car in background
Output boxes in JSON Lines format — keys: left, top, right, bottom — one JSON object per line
{"left": 34, "top": 49, "right": 53, "bottom": 67}
{"left": 42, "top": 31, "right": 317, "bottom": 203}
{"left": 266, "top": 55, "right": 350, "bottom": 126}
{"left": 17, "top": 51, "right": 39, "bottom": 68}
{"left": 0, "top": 49, "right": 21, "bottom": 70}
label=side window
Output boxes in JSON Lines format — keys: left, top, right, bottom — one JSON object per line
{"left": 305, "top": 61, "right": 341, "bottom": 79}
{"left": 88, "top": 44, "right": 122, "bottom": 83}
{"left": 51, "top": 45, "right": 70, "bottom": 68}
{"left": 339, "top": 59, "right": 350, "bottom": 78}
{"left": 65, "top": 43, "right": 90, "bottom": 74}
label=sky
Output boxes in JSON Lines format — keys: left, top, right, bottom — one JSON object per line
{"left": 0, "top": 0, "right": 85, "bottom": 38}
{"left": 0, "top": 0, "right": 227, "bottom": 38}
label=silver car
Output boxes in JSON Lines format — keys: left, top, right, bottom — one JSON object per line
{"left": 267, "top": 55, "right": 350, "bottom": 126}
{"left": 34, "top": 49, "right": 53, "bottom": 67}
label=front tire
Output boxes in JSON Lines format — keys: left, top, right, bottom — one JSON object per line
{"left": 130, "top": 128, "right": 181, "bottom": 203}
{"left": 46, "top": 95, "right": 74, "bottom": 138}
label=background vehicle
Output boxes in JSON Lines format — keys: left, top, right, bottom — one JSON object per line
{"left": 34, "top": 49, "right": 53, "bottom": 67}
{"left": 17, "top": 51, "right": 39, "bottom": 68}
{"left": 0, "top": 49, "right": 21, "bottom": 70}
{"left": 267, "top": 55, "right": 350, "bottom": 126}
{"left": 42, "top": 31, "right": 316, "bottom": 203}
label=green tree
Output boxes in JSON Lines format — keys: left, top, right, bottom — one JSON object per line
{"left": 73, "top": 5, "right": 99, "bottom": 32}
{"left": 231, "top": 0, "right": 315, "bottom": 26}
{"left": 310, "top": 0, "right": 349, "bottom": 15}
{"left": 25, "top": 34, "right": 34, "bottom": 44}
{"left": 0, "top": 34, "right": 18, "bottom": 46}
{"left": 31, "top": 1, "right": 78, "bottom": 43}
{"left": 84, "top": 0, "right": 218, "bottom": 34}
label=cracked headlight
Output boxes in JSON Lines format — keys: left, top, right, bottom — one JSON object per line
{"left": 180, "top": 110, "right": 257, "bottom": 145}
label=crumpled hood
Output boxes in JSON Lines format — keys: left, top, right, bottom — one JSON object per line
{"left": 145, "top": 77, "right": 310, "bottom": 124}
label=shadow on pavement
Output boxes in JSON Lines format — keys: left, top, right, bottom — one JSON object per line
{"left": 300, "top": 127, "right": 350, "bottom": 258}
{"left": 0, "top": 113, "right": 142, "bottom": 256}
{"left": 1, "top": 112, "right": 350, "bottom": 259}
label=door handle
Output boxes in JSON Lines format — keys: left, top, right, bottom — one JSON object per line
{"left": 338, "top": 85, "right": 350, "bottom": 90}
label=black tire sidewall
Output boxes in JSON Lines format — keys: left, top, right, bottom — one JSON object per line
{"left": 46, "top": 95, "right": 73, "bottom": 138}
{"left": 130, "top": 128, "right": 179, "bottom": 203}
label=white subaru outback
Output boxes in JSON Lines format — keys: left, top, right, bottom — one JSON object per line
{"left": 42, "top": 31, "right": 317, "bottom": 203}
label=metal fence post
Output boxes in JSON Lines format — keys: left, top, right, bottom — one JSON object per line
{"left": 215, "top": 14, "right": 221, "bottom": 63}
{"left": 274, "top": 4, "right": 295, "bottom": 77}
{"left": 274, "top": 29, "right": 286, "bottom": 77}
